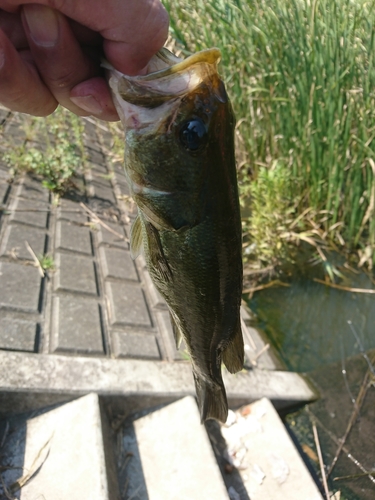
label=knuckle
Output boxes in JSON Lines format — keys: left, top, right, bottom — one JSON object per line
{"left": 45, "top": 66, "right": 80, "bottom": 92}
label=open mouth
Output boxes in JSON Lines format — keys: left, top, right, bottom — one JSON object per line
{"left": 106, "top": 48, "right": 223, "bottom": 130}
{"left": 108, "top": 48, "right": 221, "bottom": 109}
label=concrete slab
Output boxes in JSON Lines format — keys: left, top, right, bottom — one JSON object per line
{"left": 220, "top": 398, "right": 322, "bottom": 500}
{"left": 131, "top": 396, "right": 229, "bottom": 500}
{"left": 113, "top": 330, "right": 160, "bottom": 359}
{"left": 56, "top": 220, "right": 93, "bottom": 255}
{"left": 0, "top": 316, "right": 38, "bottom": 352}
{"left": 10, "top": 198, "right": 49, "bottom": 228}
{"left": 51, "top": 295, "right": 104, "bottom": 354}
{"left": 0, "top": 223, "right": 47, "bottom": 260}
{"left": 0, "top": 393, "right": 119, "bottom": 500}
{"left": 0, "top": 351, "right": 317, "bottom": 417}
{"left": 0, "top": 261, "right": 41, "bottom": 313}
{"left": 54, "top": 252, "right": 97, "bottom": 295}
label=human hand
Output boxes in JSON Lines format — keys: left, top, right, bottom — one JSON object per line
{"left": 0, "top": 0, "right": 169, "bottom": 120}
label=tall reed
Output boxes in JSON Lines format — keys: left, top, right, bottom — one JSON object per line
{"left": 164, "top": 0, "right": 375, "bottom": 266}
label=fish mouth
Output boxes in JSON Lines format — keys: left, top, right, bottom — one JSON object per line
{"left": 139, "top": 48, "right": 221, "bottom": 82}
{"left": 107, "top": 48, "right": 222, "bottom": 116}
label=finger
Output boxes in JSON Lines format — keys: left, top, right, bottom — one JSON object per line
{"left": 0, "top": 9, "right": 27, "bottom": 47}
{"left": 0, "top": 0, "right": 169, "bottom": 74}
{"left": 70, "top": 77, "right": 119, "bottom": 122}
{"left": 0, "top": 28, "right": 57, "bottom": 115}
{"left": 0, "top": 10, "right": 101, "bottom": 49}
{"left": 22, "top": 4, "right": 100, "bottom": 116}
{"left": 67, "top": 19, "right": 101, "bottom": 47}
{"left": 101, "top": 0, "right": 169, "bottom": 75}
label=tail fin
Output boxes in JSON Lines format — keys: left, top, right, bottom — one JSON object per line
{"left": 222, "top": 321, "right": 244, "bottom": 374}
{"left": 193, "top": 372, "right": 228, "bottom": 423}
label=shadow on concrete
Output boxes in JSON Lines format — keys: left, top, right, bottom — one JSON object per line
{"left": 0, "top": 413, "right": 27, "bottom": 499}
{"left": 205, "top": 419, "right": 251, "bottom": 500}
{"left": 118, "top": 421, "right": 149, "bottom": 500}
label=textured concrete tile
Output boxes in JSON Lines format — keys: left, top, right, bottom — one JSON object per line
{"left": 10, "top": 198, "right": 49, "bottom": 228}
{"left": 113, "top": 331, "right": 160, "bottom": 359}
{"left": 0, "top": 317, "right": 37, "bottom": 351}
{"left": 4, "top": 122, "right": 25, "bottom": 146}
{"left": 0, "top": 224, "right": 46, "bottom": 260}
{"left": 0, "top": 261, "right": 41, "bottom": 312}
{"left": 19, "top": 176, "right": 49, "bottom": 201}
{"left": 90, "top": 173, "right": 113, "bottom": 187}
{"left": 112, "top": 163, "right": 130, "bottom": 192}
{"left": 105, "top": 282, "right": 151, "bottom": 327}
{"left": 143, "top": 270, "right": 166, "bottom": 309}
{"left": 0, "top": 179, "right": 9, "bottom": 203}
{"left": 54, "top": 253, "right": 97, "bottom": 295}
{"left": 57, "top": 198, "right": 88, "bottom": 224}
{"left": 97, "top": 221, "right": 128, "bottom": 248}
{"left": 99, "top": 247, "right": 138, "bottom": 281}
{"left": 91, "top": 181, "right": 116, "bottom": 204}
{"left": 154, "top": 310, "right": 185, "bottom": 361}
{"left": 56, "top": 220, "right": 92, "bottom": 255}
{"left": 51, "top": 296, "right": 104, "bottom": 354}
{"left": 85, "top": 144, "right": 105, "bottom": 162}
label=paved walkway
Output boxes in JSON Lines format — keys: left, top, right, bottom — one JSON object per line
{"left": 0, "top": 109, "right": 181, "bottom": 363}
{"left": 0, "top": 107, "right": 270, "bottom": 369}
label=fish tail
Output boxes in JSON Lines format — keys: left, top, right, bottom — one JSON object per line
{"left": 193, "top": 372, "right": 228, "bottom": 423}
{"left": 222, "top": 320, "right": 244, "bottom": 374}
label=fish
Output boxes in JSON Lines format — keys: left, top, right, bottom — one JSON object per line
{"left": 107, "top": 47, "right": 244, "bottom": 423}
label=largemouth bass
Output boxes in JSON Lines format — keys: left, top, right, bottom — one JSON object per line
{"left": 108, "top": 48, "right": 244, "bottom": 423}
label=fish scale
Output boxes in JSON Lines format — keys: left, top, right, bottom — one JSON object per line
{"left": 108, "top": 47, "right": 244, "bottom": 422}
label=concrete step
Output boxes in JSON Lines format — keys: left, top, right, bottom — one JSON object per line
{"left": 0, "top": 351, "right": 317, "bottom": 418}
{"left": 218, "top": 397, "right": 323, "bottom": 500}
{"left": 1, "top": 393, "right": 323, "bottom": 500}
{"left": 0, "top": 393, "right": 119, "bottom": 500}
{"left": 119, "top": 396, "right": 229, "bottom": 500}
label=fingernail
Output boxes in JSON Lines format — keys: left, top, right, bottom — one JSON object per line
{"left": 70, "top": 95, "right": 103, "bottom": 115}
{"left": 23, "top": 5, "right": 59, "bottom": 47}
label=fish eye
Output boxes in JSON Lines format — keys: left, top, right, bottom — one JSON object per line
{"left": 179, "top": 118, "right": 208, "bottom": 152}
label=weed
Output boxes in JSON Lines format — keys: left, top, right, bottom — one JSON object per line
{"left": 3, "top": 107, "right": 85, "bottom": 195}
{"left": 164, "top": 0, "right": 375, "bottom": 271}
{"left": 38, "top": 254, "right": 55, "bottom": 271}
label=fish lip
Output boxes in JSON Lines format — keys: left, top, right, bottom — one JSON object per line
{"left": 138, "top": 48, "right": 221, "bottom": 82}
{"left": 107, "top": 47, "right": 222, "bottom": 128}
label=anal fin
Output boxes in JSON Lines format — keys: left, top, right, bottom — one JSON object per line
{"left": 222, "top": 320, "right": 244, "bottom": 374}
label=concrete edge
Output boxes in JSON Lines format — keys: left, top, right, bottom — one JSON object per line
{"left": 0, "top": 351, "right": 317, "bottom": 417}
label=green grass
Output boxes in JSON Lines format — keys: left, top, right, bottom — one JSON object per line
{"left": 164, "top": 0, "right": 375, "bottom": 270}
{"left": 38, "top": 254, "right": 55, "bottom": 271}
{"left": 3, "top": 107, "right": 85, "bottom": 195}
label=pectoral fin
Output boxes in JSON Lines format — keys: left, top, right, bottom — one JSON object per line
{"left": 130, "top": 215, "right": 143, "bottom": 259}
{"left": 144, "top": 221, "right": 172, "bottom": 282}
{"left": 169, "top": 312, "right": 182, "bottom": 349}
{"left": 222, "top": 321, "right": 244, "bottom": 374}
{"left": 135, "top": 195, "right": 192, "bottom": 232}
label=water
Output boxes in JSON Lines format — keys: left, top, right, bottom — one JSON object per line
{"left": 248, "top": 262, "right": 375, "bottom": 372}
{"left": 247, "top": 257, "right": 375, "bottom": 499}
